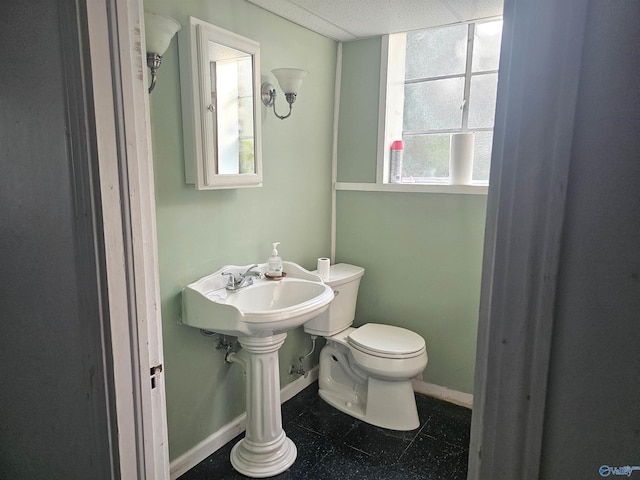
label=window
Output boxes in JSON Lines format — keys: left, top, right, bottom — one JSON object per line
{"left": 380, "top": 19, "right": 502, "bottom": 187}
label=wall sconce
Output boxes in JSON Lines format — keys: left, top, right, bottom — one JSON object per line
{"left": 261, "top": 68, "right": 308, "bottom": 120}
{"left": 144, "top": 12, "right": 181, "bottom": 93}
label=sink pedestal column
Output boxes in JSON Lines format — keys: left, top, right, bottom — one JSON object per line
{"left": 231, "top": 333, "right": 297, "bottom": 478}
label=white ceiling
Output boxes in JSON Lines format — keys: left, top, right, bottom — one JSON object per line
{"left": 246, "top": 0, "right": 504, "bottom": 42}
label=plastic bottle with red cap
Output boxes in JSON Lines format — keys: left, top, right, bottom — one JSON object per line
{"left": 390, "top": 140, "right": 403, "bottom": 183}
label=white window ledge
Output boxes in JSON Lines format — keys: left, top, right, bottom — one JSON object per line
{"left": 335, "top": 182, "right": 488, "bottom": 195}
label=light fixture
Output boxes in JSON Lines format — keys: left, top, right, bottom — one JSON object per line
{"left": 261, "top": 68, "right": 308, "bottom": 120}
{"left": 144, "top": 12, "right": 181, "bottom": 93}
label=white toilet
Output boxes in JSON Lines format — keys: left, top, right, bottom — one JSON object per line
{"left": 304, "top": 263, "right": 428, "bottom": 431}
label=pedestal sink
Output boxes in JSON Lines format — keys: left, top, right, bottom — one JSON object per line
{"left": 182, "top": 261, "right": 334, "bottom": 478}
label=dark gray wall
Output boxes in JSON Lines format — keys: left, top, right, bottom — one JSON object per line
{"left": 540, "top": 1, "right": 640, "bottom": 478}
{"left": 0, "top": 1, "right": 115, "bottom": 478}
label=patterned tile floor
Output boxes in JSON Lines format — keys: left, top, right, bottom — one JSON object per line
{"left": 179, "top": 382, "right": 471, "bottom": 480}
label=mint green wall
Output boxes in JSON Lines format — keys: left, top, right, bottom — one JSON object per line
{"left": 145, "top": 0, "right": 336, "bottom": 459}
{"left": 337, "top": 38, "right": 380, "bottom": 183}
{"left": 336, "top": 39, "right": 486, "bottom": 394}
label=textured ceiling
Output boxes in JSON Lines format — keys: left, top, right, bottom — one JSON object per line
{"left": 246, "top": 0, "right": 504, "bottom": 41}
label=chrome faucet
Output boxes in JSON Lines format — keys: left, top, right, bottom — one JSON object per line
{"left": 222, "top": 264, "right": 262, "bottom": 291}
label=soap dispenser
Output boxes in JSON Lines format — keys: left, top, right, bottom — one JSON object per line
{"left": 267, "top": 242, "right": 283, "bottom": 277}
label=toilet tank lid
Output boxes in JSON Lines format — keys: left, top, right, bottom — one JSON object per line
{"left": 322, "top": 263, "right": 364, "bottom": 286}
{"left": 348, "top": 323, "right": 425, "bottom": 356}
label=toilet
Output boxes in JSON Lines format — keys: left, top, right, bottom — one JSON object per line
{"left": 304, "top": 263, "right": 428, "bottom": 431}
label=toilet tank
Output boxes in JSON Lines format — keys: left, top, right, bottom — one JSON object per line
{"left": 304, "top": 263, "right": 365, "bottom": 336}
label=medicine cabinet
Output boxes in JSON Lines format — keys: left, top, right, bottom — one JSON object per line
{"left": 179, "top": 17, "right": 263, "bottom": 189}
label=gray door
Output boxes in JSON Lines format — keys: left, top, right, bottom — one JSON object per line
{"left": 0, "top": 1, "right": 117, "bottom": 478}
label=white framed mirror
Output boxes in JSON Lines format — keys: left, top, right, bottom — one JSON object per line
{"left": 180, "top": 17, "right": 262, "bottom": 189}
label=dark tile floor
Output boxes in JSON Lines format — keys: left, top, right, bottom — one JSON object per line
{"left": 179, "top": 382, "right": 471, "bottom": 480}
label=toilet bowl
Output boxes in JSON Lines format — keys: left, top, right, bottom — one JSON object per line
{"left": 304, "top": 264, "right": 428, "bottom": 431}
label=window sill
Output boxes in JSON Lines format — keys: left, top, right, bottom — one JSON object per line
{"left": 335, "top": 182, "right": 488, "bottom": 195}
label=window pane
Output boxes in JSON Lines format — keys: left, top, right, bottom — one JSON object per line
{"left": 405, "top": 24, "right": 468, "bottom": 80}
{"left": 472, "top": 131, "right": 493, "bottom": 181}
{"left": 404, "top": 77, "right": 465, "bottom": 131}
{"left": 402, "top": 134, "right": 450, "bottom": 179}
{"left": 472, "top": 20, "right": 503, "bottom": 72}
{"left": 468, "top": 73, "right": 498, "bottom": 129}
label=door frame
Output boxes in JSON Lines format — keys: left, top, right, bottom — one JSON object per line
{"left": 85, "top": 0, "right": 169, "bottom": 478}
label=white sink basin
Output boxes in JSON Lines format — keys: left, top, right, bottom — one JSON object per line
{"left": 182, "top": 261, "right": 334, "bottom": 337}
{"left": 182, "top": 261, "right": 333, "bottom": 476}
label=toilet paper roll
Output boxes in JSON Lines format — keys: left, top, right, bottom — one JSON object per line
{"left": 317, "top": 258, "right": 330, "bottom": 281}
{"left": 449, "top": 132, "right": 475, "bottom": 185}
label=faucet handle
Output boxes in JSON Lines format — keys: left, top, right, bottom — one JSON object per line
{"left": 222, "top": 271, "right": 238, "bottom": 287}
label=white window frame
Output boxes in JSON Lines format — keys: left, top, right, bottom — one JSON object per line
{"left": 401, "top": 22, "right": 499, "bottom": 184}
{"left": 337, "top": 20, "right": 501, "bottom": 196}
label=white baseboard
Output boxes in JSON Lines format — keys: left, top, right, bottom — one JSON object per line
{"left": 168, "top": 411, "right": 246, "bottom": 480}
{"left": 412, "top": 379, "right": 473, "bottom": 409}
{"left": 169, "top": 366, "right": 319, "bottom": 480}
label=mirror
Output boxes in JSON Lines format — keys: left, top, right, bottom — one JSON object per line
{"left": 180, "top": 17, "right": 262, "bottom": 189}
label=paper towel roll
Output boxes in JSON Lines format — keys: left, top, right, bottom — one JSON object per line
{"left": 317, "top": 258, "right": 330, "bottom": 281}
{"left": 449, "top": 133, "right": 475, "bottom": 185}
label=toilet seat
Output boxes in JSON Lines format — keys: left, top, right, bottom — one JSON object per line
{"left": 327, "top": 325, "right": 428, "bottom": 382}
{"left": 347, "top": 323, "right": 426, "bottom": 359}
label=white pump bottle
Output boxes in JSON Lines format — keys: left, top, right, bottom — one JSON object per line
{"left": 267, "top": 242, "right": 283, "bottom": 276}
